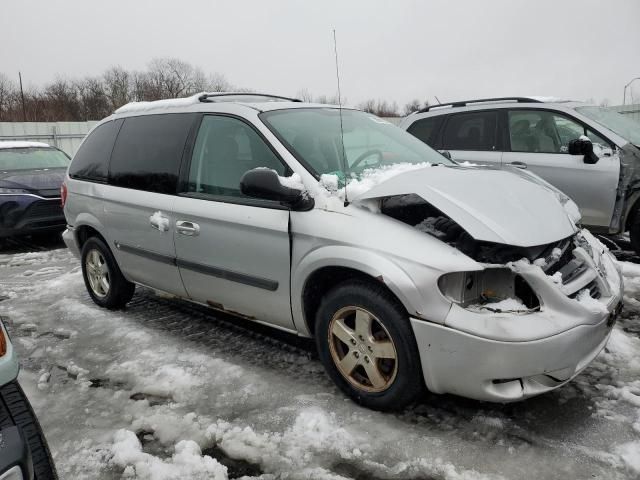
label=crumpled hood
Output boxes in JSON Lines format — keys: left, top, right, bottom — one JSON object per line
{"left": 354, "top": 165, "right": 577, "bottom": 247}
{"left": 0, "top": 168, "right": 65, "bottom": 192}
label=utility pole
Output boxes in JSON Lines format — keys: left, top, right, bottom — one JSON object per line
{"left": 623, "top": 77, "right": 640, "bottom": 106}
{"left": 18, "top": 72, "right": 27, "bottom": 122}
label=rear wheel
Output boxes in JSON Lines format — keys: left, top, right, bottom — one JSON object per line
{"left": 315, "top": 280, "right": 424, "bottom": 411}
{"left": 81, "top": 236, "right": 135, "bottom": 309}
{"left": 629, "top": 208, "right": 640, "bottom": 256}
{"left": 0, "top": 381, "right": 57, "bottom": 479}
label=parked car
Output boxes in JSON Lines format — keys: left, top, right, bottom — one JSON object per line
{"left": 0, "top": 319, "right": 57, "bottom": 479}
{"left": 400, "top": 97, "right": 640, "bottom": 252}
{"left": 0, "top": 142, "right": 69, "bottom": 241}
{"left": 62, "top": 93, "right": 622, "bottom": 410}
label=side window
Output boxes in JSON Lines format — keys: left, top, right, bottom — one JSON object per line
{"left": 109, "top": 113, "right": 195, "bottom": 194}
{"left": 69, "top": 120, "right": 122, "bottom": 181}
{"left": 406, "top": 117, "right": 443, "bottom": 148}
{"left": 187, "top": 115, "right": 287, "bottom": 197}
{"left": 442, "top": 111, "right": 497, "bottom": 151}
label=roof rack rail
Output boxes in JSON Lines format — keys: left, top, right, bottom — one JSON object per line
{"left": 418, "top": 97, "right": 542, "bottom": 113}
{"left": 198, "top": 92, "right": 302, "bottom": 103}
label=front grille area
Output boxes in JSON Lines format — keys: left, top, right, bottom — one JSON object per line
{"left": 568, "top": 279, "right": 601, "bottom": 300}
{"left": 25, "top": 200, "right": 63, "bottom": 219}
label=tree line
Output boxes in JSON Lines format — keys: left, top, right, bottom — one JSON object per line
{"left": 0, "top": 57, "right": 430, "bottom": 122}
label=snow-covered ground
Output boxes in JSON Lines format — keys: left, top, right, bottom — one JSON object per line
{"left": 1, "top": 244, "right": 640, "bottom": 479}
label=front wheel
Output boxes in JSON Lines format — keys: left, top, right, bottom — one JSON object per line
{"left": 0, "top": 381, "right": 57, "bottom": 479}
{"left": 81, "top": 236, "right": 135, "bottom": 309}
{"left": 315, "top": 280, "right": 424, "bottom": 411}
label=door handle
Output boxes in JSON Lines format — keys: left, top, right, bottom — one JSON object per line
{"left": 507, "top": 161, "right": 528, "bottom": 169}
{"left": 176, "top": 220, "right": 200, "bottom": 236}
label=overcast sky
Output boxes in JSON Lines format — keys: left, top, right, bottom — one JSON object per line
{"left": 1, "top": 0, "right": 639, "bottom": 108}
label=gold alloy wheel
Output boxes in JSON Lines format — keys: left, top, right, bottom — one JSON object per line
{"left": 328, "top": 306, "right": 398, "bottom": 393}
{"left": 85, "top": 249, "right": 110, "bottom": 298}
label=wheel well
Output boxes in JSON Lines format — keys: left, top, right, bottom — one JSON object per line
{"left": 75, "top": 225, "right": 105, "bottom": 249}
{"left": 302, "top": 266, "right": 407, "bottom": 337}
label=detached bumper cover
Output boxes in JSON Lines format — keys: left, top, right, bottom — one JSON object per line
{"left": 0, "top": 426, "right": 33, "bottom": 480}
{"left": 412, "top": 230, "right": 623, "bottom": 402}
{"left": 0, "top": 195, "right": 64, "bottom": 238}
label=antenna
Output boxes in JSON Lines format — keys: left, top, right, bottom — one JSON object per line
{"left": 434, "top": 95, "right": 442, "bottom": 105}
{"left": 333, "top": 29, "right": 349, "bottom": 206}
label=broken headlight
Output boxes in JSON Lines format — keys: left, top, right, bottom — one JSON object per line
{"left": 438, "top": 269, "right": 540, "bottom": 311}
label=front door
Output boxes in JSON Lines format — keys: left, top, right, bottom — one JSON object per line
{"left": 173, "top": 114, "right": 295, "bottom": 330}
{"left": 503, "top": 109, "right": 619, "bottom": 228}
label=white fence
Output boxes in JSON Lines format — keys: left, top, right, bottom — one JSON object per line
{"left": 0, "top": 121, "right": 98, "bottom": 156}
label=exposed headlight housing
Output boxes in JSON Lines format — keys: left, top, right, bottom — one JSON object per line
{"left": 438, "top": 269, "right": 540, "bottom": 312}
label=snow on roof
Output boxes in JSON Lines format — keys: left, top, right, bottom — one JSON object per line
{"left": 0, "top": 141, "right": 51, "bottom": 149}
{"left": 114, "top": 93, "right": 202, "bottom": 114}
{"left": 526, "top": 96, "right": 571, "bottom": 103}
{"left": 114, "top": 92, "right": 307, "bottom": 115}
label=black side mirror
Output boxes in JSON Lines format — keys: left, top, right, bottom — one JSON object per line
{"left": 440, "top": 150, "right": 452, "bottom": 160}
{"left": 240, "top": 168, "right": 312, "bottom": 209}
{"left": 568, "top": 138, "right": 599, "bottom": 164}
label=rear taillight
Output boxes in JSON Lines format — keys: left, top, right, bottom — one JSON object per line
{"left": 61, "top": 182, "right": 68, "bottom": 208}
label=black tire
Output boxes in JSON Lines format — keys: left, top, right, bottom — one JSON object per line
{"left": 81, "top": 236, "right": 135, "bottom": 309}
{"left": 629, "top": 209, "right": 640, "bottom": 256}
{"left": 315, "top": 280, "right": 424, "bottom": 411}
{"left": 0, "top": 381, "right": 57, "bottom": 480}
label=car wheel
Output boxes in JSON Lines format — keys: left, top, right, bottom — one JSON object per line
{"left": 81, "top": 236, "right": 135, "bottom": 309}
{"left": 629, "top": 209, "right": 640, "bottom": 256}
{"left": 315, "top": 280, "right": 424, "bottom": 411}
{"left": 0, "top": 381, "right": 57, "bottom": 480}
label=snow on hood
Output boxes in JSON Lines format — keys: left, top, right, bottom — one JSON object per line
{"left": 354, "top": 165, "right": 577, "bottom": 247}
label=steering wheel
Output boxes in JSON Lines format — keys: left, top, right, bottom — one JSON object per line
{"left": 351, "top": 149, "right": 384, "bottom": 170}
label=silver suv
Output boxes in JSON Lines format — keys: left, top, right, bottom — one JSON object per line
{"left": 62, "top": 93, "right": 622, "bottom": 410}
{"left": 400, "top": 97, "right": 640, "bottom": 253}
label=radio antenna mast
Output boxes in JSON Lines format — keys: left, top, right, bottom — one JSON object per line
{"left": 333, "top": 29, "right": 349, "bottom": 206}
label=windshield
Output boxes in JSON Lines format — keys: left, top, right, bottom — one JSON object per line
{"left": 0, "top": 147, "right": 70, "bottom": 172}
{"left": 260, "top": 108, "right": 452, "bottom": 177}
{"left": 575, "top": 106, "right": 640, "bottom": 146}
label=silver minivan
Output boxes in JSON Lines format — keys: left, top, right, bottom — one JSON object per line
{"left": 62, "top": 93, "right": 623, "bottom": 410}
{"left": 400, "top": 97, "right": 640, "bottom": 253}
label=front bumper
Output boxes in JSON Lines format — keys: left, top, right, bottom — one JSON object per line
{"left": 0, "top": 195, "right": 65, "bottom": 238}
{"left": 0, "top": 426, "right": 33, "bottom": 480}
{"left": 411, "top": 230, "right": 623, "bottom": 402}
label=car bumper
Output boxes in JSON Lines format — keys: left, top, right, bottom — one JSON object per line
{"left": 62, "top": 226, "right": 80, "bottom": 258}
{"left": 411, "top": 232, "right": 623, "bottom": 403}
{"left": 0, "top": 426, "right": 33, "bottom": 480}
{"left": 0, "top": 195, "right": 65, "bottom": 238}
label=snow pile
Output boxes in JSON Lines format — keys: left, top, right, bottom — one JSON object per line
{"left": 149, "top": 211, "right": 169, "bottom": 232}
{"left": 414, "top": 218, "right": 447, "bottom": 239}
{"left": 0, "top": 141, "right": 51, "bottom": 149}
{"left": 110, "top": 430, "right": 227, "bottom": 480}
{"left": 467, "top": 297, "right": 530, "bottom": 313}
{"left": 278, "top": 172, "right": 305, "bottom": 191}
{"left": 576, "top": 289, "right": 609, "bottom": 314}
{"left": 115, "top": 93, "right": 202, "bottom": 114}
{"left": 310, "top": 162, "right": 433, "bottom": 210}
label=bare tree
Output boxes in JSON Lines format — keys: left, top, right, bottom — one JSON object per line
{"left": 103, "top": 66, "right": 132, "bottom": 109}
{"left": 0, "top": 73, "right": 16, "bottom": 121}
{"left": 358, "top": 99, "right": 399, "bottom": 117}
{"left": 403, "top": 99, "right": 429, "bottom": 115}
{"left": 296, "top": 89, "right": 314, "bottom": 102}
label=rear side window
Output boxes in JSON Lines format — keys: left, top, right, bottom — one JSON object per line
{"left": 69, "top": 120, "right": 121, "bottom": 181}
{"left": 406, "top": 117, "right": 443, "bottom": 148}
{"left": 109, "top": 114, "right": 195, "bottom": 194}
{"left": 442, "top": 111, "right": 497, "bottom": 151}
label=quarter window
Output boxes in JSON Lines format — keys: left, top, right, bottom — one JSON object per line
{"left": 187, "top": 115, "right": 287, "bottom": 198}
{"left": 109, "top": 114, "right": 195, "bottom": 194}
{"left": 406, "top": 117, "right": 443, "bottom": 148}
{"left": 69, "top": 120, "right": 121, "bottom": 181}
{"left": 442, "top": 112, "right": 497, "bottom": 151}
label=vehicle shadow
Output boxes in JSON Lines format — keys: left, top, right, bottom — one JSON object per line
{"left": 0, "top": 233, "right": 66, "bottom": 255}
